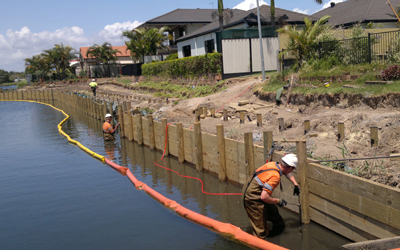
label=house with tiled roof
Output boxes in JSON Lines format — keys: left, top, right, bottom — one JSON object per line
{"left": 174, "top": 5, "right": 314, "bottom": 77}
{"left": 312, "top": 0, "right": 400, "bottom": 28}
{"left": 77, "top": 45, "right": 138, "bottom": 77}
{"left": 137, "top": 8, "right": 245, "bottom": 46}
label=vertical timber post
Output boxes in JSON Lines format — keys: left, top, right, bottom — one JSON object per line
{"left": 136, "top": 112, "right": 143, "bottom": 145}
{"left": 162, "top": 118, "right": 169, "bottom": 156}
{"left": 263, "top": 131, "right": 273, "bottom": 163}
{"left": 194, "top": 122, "right": 203, "bottom": 172}
{"left": 304, "top": 120, "right": 310, "bottom": 135}
{"left": 338, "top": 122, "right": 344, "bottom": 142}
{"left": 223, "top": 109, "right": 228, "bottom": 121}
{"left": 177, "top": 122, "right": 184, "bottom": 163}
{"left": 217, "top": 124, "right": 226, "bottom": 181}
{"left": 148, "top": 114, "right": 155, "bottom": 150}
{"left": 278, "top": 118, "right": 285, "bottom": 132}
{"left": 296, "top": 139, "right": 310, "bottom": 224}
{"left": 211, "top": 107, "right": 215, "bottom": 118}
{"left": 240, "top": 111, "right": 245, "bottom": 124}
{"left": 257, "top": 113, "right": 262, "bottom": 127}
{"left": 245, "top": 132, "right": 255, "bottom": 177}
{"left": 370, "top": 126, "right": 378, "bottom": 147}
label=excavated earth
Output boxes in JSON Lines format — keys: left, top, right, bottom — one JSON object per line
{"left": 35, "top": 77, "right": 400, "bottom": 189}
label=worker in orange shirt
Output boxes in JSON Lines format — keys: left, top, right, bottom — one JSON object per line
{"left": 103, "top": 113, "right": 119, "bottom": 141}
{"left": 242, "top": 153, "right": 300, "bottom": 238}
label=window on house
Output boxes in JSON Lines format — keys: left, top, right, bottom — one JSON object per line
{"left": 183, "top": 45, "right": 191, "bottom": 57}
{"left": 204, "top": 39, "right": 215, "bottom": 54}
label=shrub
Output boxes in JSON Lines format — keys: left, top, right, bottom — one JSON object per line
{"left": 142, "top": 53, "right": 222, "bottom": 78}
{"left": 381, "top": 65, "right": 400, "bottom": 80}
{"left": 165, "top": 53, "right": 178, "bottom": 61}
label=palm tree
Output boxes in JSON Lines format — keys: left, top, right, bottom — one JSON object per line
{"left": 211, "top": 0, "right": 233, "bottom": 31}
{"left": 42, "top": 43, "right": 76, "bottom": 80}
{"left": 277, "top": 15, "right": 331, "bottom": 67}
{"left": 86, "top": 42, "right": 121, "bottom": 77}
{"left": 122, "top": 27, "right": 171, "bottom": 63}
{"left": 24, "top": 54, "right": 50, "bottom": 81}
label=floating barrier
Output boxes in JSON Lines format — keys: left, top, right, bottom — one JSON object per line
{"left": 0, "top": 98, "right": 288, "bottom": 250}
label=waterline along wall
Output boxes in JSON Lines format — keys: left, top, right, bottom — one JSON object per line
{"left": 2, "top": 89, "right": 400, "bottom": 244}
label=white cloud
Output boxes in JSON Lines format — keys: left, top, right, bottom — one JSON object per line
{"left": 317, "top": 0, "right": 345, "bottom": 12}
{"left": 99, "top": 20, "right": 142, "bottom": 44}
{"left": 0, "top": 20, "right": 142, "bottom": 72}
{"left": 293, "top": 8, "right": 309, "bottom": 15}
{"left": 233, "top": 0, "right": 269, "bottom": 11}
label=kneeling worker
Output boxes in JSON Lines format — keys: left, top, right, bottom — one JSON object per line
{"left": 242, "top": 153, "right": 300, "bottom": 238}
{"left": 103, "top": 113, "right": 120, "bottom": 140}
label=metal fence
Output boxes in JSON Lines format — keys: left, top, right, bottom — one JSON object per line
{"left": 281, "top": 30, "right": 400, "bottom": 68}
{"left": 317, "top": 30, "right": 400, "bottom": 64}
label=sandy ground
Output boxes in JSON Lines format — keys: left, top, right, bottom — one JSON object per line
{"left": 42, "top": 78, "right": 400, "bottom": 188}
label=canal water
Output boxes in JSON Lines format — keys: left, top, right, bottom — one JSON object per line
{"left": 0, "top": 84, "right": 17, "bottom": 90}
{"left": 0, "top": 100, "right": 351, "bottom": 250}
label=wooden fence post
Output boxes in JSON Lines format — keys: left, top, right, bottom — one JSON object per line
{"left": 240, "top": 111, "right": 245, "bottom": 123}
{"left": 370, "top": 126, "right": 378, "bottom": 147}
{"left": 217, "top": 124, "right": 226, "bottom": 181}
{"left": 278, "top": 118, "right": 285, "bottom": 132}
{"left": 296, "top": 139, "right": 310, "bottom": 224}
{"left": 263, "top": 131, "right": 273, "bottom": 163}
{"left": 128, "top": 114, "right": 134, "bottom": 141}
{"left": 177, "top": 122, "right": 185, "bottom": 163}
{"left": 304, "top": 120, "right": 310, "bottom": 135}
{"left": 194, "top": 122, "right": 203, "bottom": 171}
{"left": 211, "top": 107, "right": 215, "bottom": 118}
{"left": 148, "top": 114, "right": 155, "bottom": 150}
{"left": 136, "top": 112, "right": 143, "bottom": 145}
{"left": 162, "top": 118, "right": 169, "bottom": 156}
{"left": 117, "top": 105, "right": 124, "bottom": 137}
{"left": 338, "top": 122, "right": 344, "bottom": 142}
{"left": 203, "top": 106, "right": 207, "bottom": 117}
{"left": 223, "top": 109, "right": 228, "bottom": 121}
{"left": 257, "top": 113, "right": 262, "bottom": 127}
{"left": 245, "top": 132, "right": 255, "bottom": 176}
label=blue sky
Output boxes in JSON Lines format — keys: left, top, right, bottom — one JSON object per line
{"left": 0, "top": 0, "right": 343, "bottom": 72}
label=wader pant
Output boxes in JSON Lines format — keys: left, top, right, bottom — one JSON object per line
{"left": 243, "top": 168, "right": 285, "bottom": 239}
{"left": 243, "top": 198, "right": 285, "bottom": 238}
{"left": 91, "top": 87, "right": 96, "bottom": 96}
{"left": 103, "top": 132, "right": 115, "bottom": 141}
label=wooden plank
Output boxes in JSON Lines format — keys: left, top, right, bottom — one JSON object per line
{"left": 225, "top": 138, "right": 240, "bottom": 182}
{"left": 194, "top": 123, "right": 203, "bottom": 171}
{"left": 183, "top": 128, "right": 194, "bottom": 163}
{"left": 307, "top": 162, "right": 400, "bottom": 209}
{"left": 154, "top": 121, "right": 163, "bottom": 150}
{"left": 310, "top": 207, "right": 370, "bottom": 242}
{"left": 308, "top": 178, "right": 400, "bottom": 229}
{"left": 217, "top": 124, "right": 227, "bottom": 181}
{"left": 168, "top": 125, "right": 178, "bottom": 157}
{"left": 309, "top": 193, "right": 399, "bottom": 239}
{"left": 142, "top": 117, "right": 150, "bottom": 146}
{"left": 254, "top": 145, "right": 265, "bottom": 169}
{"left": 202, "top": 133, "right": 219, "bottom": 172}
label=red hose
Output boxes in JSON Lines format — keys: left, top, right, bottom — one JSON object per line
{"left": 158, "top": 123, "right": 241, "bottom": 196}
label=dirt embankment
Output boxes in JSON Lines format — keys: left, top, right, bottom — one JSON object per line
{"left": 37, "top": 77, "right": 400, "bottom": 188}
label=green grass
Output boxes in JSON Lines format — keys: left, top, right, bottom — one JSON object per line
{"left": 263, "top": 62, "right": 400, "bottom": 96}
{"left": 136, "top": 80, "right": 227, "bottom": 99}
{"left": 114, "top": 77, "right": 133, "bottom": 85}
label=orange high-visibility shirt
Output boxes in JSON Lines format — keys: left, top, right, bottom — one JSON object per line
{"left": 103, "top": 122, "right": 114, "bottom": 134}
{"left": 253, "top": 162, "right": 282, "bottom": 195}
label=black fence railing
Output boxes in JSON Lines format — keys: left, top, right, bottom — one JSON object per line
{"left": 317, "top": 30, "right": 400, "bottom": 64}
{"left": 280, "top": 30, "right": 400, "bottom": 69}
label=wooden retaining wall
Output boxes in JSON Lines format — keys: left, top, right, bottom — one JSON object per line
{"left": 2, "top": 89, "right": 400, "bottom": 242}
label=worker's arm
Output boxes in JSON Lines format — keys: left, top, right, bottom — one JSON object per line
{"left": 287, "top": 174, "right": 298, "bottom": 186}
{"left": 260, "top": 190, "right": 280, "bottom": 204}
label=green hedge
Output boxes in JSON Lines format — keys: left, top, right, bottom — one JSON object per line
{"left": 142, "top": 53, "right": 222, "bottom": 78}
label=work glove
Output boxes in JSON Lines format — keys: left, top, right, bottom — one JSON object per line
{"left": 277, "top": 199, "right": 287, "bottom": 207}
{"left": 293, "top": 185, "right": 300, "bottom": 196}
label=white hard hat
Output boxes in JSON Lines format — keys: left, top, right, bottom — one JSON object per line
{"left": 105, "top": 113, "right": 112, "bottom": 118}
{"left": 282, "top": 154, "right": 298, "bottom": 168}
{"left": 92, "top": 79, "right": 95, "bottom": 81}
